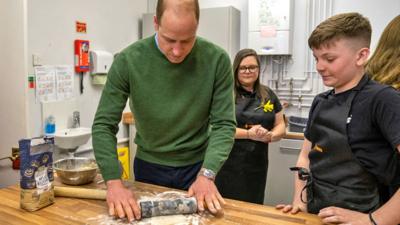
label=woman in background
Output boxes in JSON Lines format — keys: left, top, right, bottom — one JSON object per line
{"left": 366, "top": 15, "right": 400, "bottom": 223}
{"left": 215, "top": 48, "right": 286, "bottom": 204}
{"left": 366, "top": 14, "right": 400, "bottom": 90}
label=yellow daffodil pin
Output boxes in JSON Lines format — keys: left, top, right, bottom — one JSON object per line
{"left": 263, "top": 100, "right": 274, "bottom": 112}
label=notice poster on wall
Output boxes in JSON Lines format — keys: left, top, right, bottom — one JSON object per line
{"left": 35, "top": 66, "right": 57, "bottom": 102}
{"left": 56, "top": 65, "right": 74, "bottom": 100}
{"left": 35, "top": 65, "right": 74, "bottom": 102}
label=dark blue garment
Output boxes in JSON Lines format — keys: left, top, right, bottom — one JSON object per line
{"left": 134, "top": 157, "right": 202, "bottom": 190}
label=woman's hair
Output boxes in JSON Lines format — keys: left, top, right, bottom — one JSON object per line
{"left": 366, "top": 15, "right": 400, "bottom": 90}
{"left": 232, "top": 48, "right": 269, "bottom": 103}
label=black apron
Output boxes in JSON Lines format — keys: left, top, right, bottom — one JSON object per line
{"left": 215, "top": 90, "right": 275, "bottom": 204}
{"left": 306, "top": 78, "right": 380, "bottom": 214}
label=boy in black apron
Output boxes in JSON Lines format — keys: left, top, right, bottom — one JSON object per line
{"left": 277, "top": 12, "right": 400, "bottom": 225}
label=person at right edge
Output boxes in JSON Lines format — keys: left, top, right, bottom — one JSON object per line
{"left": 366, "top": 14, "right": 400, "bottom": 90}
{"left": 276, "top": 12, "right": 400, "bottom": 225}
{"left": 365, "top": 14, "right": 400, "bottom": 225}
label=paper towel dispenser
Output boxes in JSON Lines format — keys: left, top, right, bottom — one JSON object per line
{"left": 90, "top": 50, "right": 113, "bottom": 74}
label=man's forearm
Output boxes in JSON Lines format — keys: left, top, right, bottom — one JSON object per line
{"left": 203, "top": 124, "right": 235, "bottom": 173}
{"left": 92, "top": 73, "right": 129, "bottom": 181}
{"left": 204, "top": 64, "right": 236, "bottom": 173}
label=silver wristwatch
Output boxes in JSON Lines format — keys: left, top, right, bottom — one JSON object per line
{"left": 198, "top": 168, "right": 216, "bottom": 180}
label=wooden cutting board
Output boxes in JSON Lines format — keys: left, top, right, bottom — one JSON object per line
{"left": 0, "top": 175, "right": 325, "bottom": 225}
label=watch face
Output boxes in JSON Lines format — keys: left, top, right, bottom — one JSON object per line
{"left": 201, "top": 168, "right": 215, "bottom": 180}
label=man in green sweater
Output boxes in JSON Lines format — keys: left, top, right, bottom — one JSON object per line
{"left": 92, "top": 0, "right": 236, "bottom": 221}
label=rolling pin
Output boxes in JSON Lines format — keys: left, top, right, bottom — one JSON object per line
{"left": 140, "top": 197, "right": 197, "bottom": 218}
{"left": 54, "top": 186, "right": 198, "bottom": 218}
{"left": 54, "top": 186, "right": 107, "bottom": 200}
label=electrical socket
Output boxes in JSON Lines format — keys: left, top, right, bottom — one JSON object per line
{"left": 32, "top": 54, "right": 42, "bottom": 66}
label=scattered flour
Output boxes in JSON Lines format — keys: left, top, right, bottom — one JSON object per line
{"left": 85, "top": 213, "right": 206, "bottom": 225}
{"left": 85, "top": 191, "right": 212, "bottom": 225}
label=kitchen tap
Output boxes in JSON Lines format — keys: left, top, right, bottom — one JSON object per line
{"left": 298, "top": 90, "right": 303, "bottom": 110}
{"left": 72, "top": 111, "right": 80, "bottom": 128}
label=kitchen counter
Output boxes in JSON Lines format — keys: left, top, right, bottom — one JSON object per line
{"left": 122, "top": 112, "right": 304, "bottom": 140}
{"left": 122, "top": 112, "right": 135, "bottom": 125}
{"left": 0, "top": 175, "right": 324, "bottom": 225}
{"left": 284, "top": 131, "right": 304, "bottom": 140}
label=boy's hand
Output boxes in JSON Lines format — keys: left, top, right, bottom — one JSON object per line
{"left": 276, "top": 202, "right": 307, "bottom": 214}
{"left": 318, "top": 207, "right": 370, "bottom": 225}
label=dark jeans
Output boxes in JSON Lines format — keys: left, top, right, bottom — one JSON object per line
{"left": 134, "top": 157, "right": 202, "bottom": 190}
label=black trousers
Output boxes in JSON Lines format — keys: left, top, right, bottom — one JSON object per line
{"left": 134, "top": 157, "right": 202, "bottom": 190}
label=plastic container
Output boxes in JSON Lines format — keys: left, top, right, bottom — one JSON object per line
{"left": 45, "top": 115, "right": 56, "bottom": 136}
{"left": 288, "top": 116, "right": 308, "bottom": 133}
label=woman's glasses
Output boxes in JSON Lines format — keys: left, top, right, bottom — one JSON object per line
{"left": 238, "top": 65, "right": 259, "bottom": 73}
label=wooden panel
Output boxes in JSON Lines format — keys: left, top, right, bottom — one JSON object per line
{"left": 284, "top": 131, "right": 304, "bottom": 140}
{"left": 122, "top": 112, "right": 134, "bottom": 125}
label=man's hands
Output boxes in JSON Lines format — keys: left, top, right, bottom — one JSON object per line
{"left": 248, "top": 125, "right": 273, "bottom": 143}
{"left": 106, "top": 172, "right": 226, "bottom": 220}
{"left": 106, "top": 179, "right": 141, "bottom": 222}
{"left": 318, "top": 207, "right": 371, "bottom": 225}
{"left": 188, "top": 175, "right": 225, "bottom": 215}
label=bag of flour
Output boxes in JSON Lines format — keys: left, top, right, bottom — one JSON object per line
{"left": 19, "top": 136, "right": 55, "bottom": 211}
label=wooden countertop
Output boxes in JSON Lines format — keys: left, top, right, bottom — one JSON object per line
{"left": 284, "top": 131, "right": 304, "bottom": 140}
{"left": 0, "top": 175, "right": 324, "bottom": 225}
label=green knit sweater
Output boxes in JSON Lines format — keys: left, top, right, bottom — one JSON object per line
{"left": 92, "top": 35, "right": 236, "bottom": 181}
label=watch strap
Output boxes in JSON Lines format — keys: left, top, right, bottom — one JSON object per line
{"left": 197, "top": 168, "right": 216, "bottom": 181}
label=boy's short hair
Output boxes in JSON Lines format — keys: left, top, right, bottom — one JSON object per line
{"left": 308, "top": 12, "right": 372, "bottom": 49}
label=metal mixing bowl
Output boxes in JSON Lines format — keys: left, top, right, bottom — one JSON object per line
{"left": 53, "top": 157, "right": 98, "bottom": 185}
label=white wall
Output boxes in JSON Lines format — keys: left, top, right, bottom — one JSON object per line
{"left": 0, "top": 0, "right": 28, "bottom": 158}
{"left": 26, "top": 0, "right": 147, "bottom": 141}
{"left": 333, "top": 0, "right": 400, "bottom": 52}
{"left": 197, "top": 0, "right": 400, "bottom": 117}
{"left": 199, "top": 0, "right": 400, "bottom": 59}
